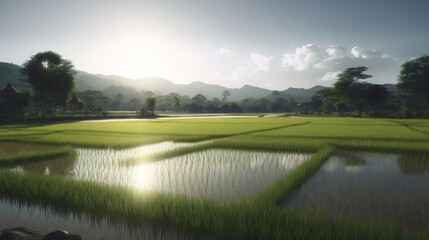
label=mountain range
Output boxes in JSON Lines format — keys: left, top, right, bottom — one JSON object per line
{"left": 0, "top": 62, "right": 397, "bottom": 102}
{"left": 73, "top": 70, "right": 326, "bottom": 101}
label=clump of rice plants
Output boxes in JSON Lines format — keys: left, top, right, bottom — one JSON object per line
{"left": 0, "top": 142, "right": 75, "bottom": 168}
{"left": 252, "top": 145, "right": 335, "bottom": 205}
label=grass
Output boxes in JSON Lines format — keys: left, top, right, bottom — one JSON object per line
{"left": 0, "top": 116, "right": 429, "bottom": 239}
{"left": 251, "top": 145, "right": 335, "bottom": 205}
{"left": 0, "top": 142, "right": 75, "bottom": 167}
{"left": 0, "top": 118, "right": 309, "bottom": 148}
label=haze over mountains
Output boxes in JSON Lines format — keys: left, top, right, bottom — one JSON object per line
{"left": 0, "top": 62, "right": 397, "bottom": 102}
{"left": 74, "top": 69, "right": 325, "bottom": 101}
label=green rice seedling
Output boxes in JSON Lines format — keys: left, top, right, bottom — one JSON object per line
{"left": 0, "top": 143, "right": 75, "bottom": 168}
{"left": 252, "top": 145, "right": 335, "bottom": 205}
{"left": 0, "top": 117, "right": 310, "bottom": 148}
{"left": 21, "top": 147, "right": 310, "bottom": 201}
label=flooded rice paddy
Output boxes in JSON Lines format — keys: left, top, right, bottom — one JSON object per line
{"left": 6, "top": 140, "right": 429, "bottom": 235}
{"left": 2, "top": 142, "right": 310, "bottom": 239}
{"left": 285, "top": 151, "right": 429, "bottom": 230}
{"left": 12, "top": 142, "right": 310, "bottom": 201}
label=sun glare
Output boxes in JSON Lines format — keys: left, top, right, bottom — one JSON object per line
{"left": 96, "top": 30, "right": 200, "bottom": 82}
{"left": 133, "top": 163, "right": 156, "bottom": 191}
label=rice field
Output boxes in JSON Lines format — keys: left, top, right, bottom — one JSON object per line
{"left": 285, "top": 151, "right": 429, "bottom": 230}
{"left": 0, "top": 116, "right": 429, "bottom": 239}
{"left": 16, "top": 147, "right": 310, "bottom": 201}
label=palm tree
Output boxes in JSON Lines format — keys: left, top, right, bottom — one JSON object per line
{"left": 144, "top": 96, "right": 157, "bottom": 116}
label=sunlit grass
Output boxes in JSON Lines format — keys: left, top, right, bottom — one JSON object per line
{"left": 0, "top": 142, "right": 75, "bottom": 167}
{"left": 252, "top": 145, "right": 334, "bottom": 205}
{"left": 254, "top": 117, "right": 429, "bottom": 141}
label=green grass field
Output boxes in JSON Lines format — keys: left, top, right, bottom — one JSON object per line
{"left": 0, "top": 116, "right": 428, "bottom": 239}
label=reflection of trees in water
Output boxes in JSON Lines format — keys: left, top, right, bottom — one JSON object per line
{"left": 396, "top": 154, "right": 429, "bottom": 175}
{"left": 20, "top": 156, "right": 76, "bottom": 176}
{"left": 336, "top": 152, "right": 366, "bottom": 167}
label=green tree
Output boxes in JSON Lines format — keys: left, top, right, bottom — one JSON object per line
{"left": 171, "top": 96, "right": 182, "bottom": 111}
{"left": 111, "top": 93, "right": 124, "bottom": 110}
{"left": 144, "top": 96, "right": 157, "bottom": 115}
{"left": 22, "top": 51, "right": 75, "bottom": 116}
{"left": 190, "top": 94, "right": 207, "bottom": 112}
{"left": 397, "top": 55, "right": 429, "bottom": 108}
{"left": 222, "top": 90, "right": 231, "bottom": 102}
{"left": 366, "top": 84, "right": 389, "bottom": 110}
{"left": 310, "top": 94, "right": 323, "bottom": 113}
{"left": 77, "top": 90, "right": 111, "bottom": 115}
{"left": 334, "top": 67, "right": 372, "bottom": 116}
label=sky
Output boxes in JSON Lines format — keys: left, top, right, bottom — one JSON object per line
{"left": 1, "top": 0, "right": 428, "bottom": 90}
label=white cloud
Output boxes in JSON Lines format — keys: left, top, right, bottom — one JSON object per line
{"left": 250, "top": 53, "right": 273, "bottom": 72}
{"left": 282, "top": 44, "right": 324, "bottom": 71}
{"left": 351, "top": 46, "right": 387, "bottom": 59}
{"left": 281, "top": 44, "right": 350, "bottom": 71}
{"left": 211, "top": 44, "right": 399, "bottom": 89}
{"left": 282, "top": 44, "right": 391, "bottom": 71}
{"left": 279, "top": 44, "right": 399, "bottom": 86}
{"left": 220, "top": 52, "right": 273, "bottom": 81}
{"left": 231, "top": 66, "right": 248, "bottom": 81}
{"left": 319, "top": 71, "right": 341, "bottom": 82}
{"left": 215, "top": 48, "right": 231, "bottom": 57}
{"left": 325, "top": 45, "right": 348, "bottom": 59}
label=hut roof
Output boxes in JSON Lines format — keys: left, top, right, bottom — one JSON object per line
{"left": 67, "top": 94, "right": 85, "bottom": 105}
{"left": 0, "top": 83, "right": 19, "bottom": 96}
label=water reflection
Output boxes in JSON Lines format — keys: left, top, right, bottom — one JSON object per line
{"left": 15, "top": 145, "right": 310, "bottom": 201}
{"left": 286, "top": 151, "right": 429, "bottom": 230}
{"left": 14, "top": 156, "right": 76, "bottom": 175}
{"left": 73, "top": 149, "right": 309, "bottom": 201}
{"left": 129, "top": 150, "right": 309, "bottom": 201}
{"left": 396, "top": 154, "right": 429, "bottom": 175}
{"left": 0, "top": 197, "right": 214, "bottom": 240}
{"left": 336, "top": 152, "right": 366, "bottom": 167}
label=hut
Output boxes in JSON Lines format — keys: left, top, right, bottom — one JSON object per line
{"left": 0, "top": 83, "right": 28, "bottom": 120}
{"left": 66, "top": 94, "right": 85, "bottom": 111}
{"left": 0, "top": 83, "right": 20, "bottom": 96}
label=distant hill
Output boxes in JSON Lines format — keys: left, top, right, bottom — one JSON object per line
{"left": 77, "top": 74, "right": 274, "bottom": 101}
{"left": 282, "top": 85, "right": 325, "bottom": 99}
{"left": 111, "top": 78, "right": 273, "bottom": 100}
{"left": 0, "top": 62, "right": 31, "bottom": 91}
{"left": 0, "top": 61, "right": 398, "bottom": 102}
{"left": 74, "top": 71, "right": 123, "bottom": 91}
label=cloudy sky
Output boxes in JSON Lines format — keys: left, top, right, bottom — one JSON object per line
{"left": 1, "top": 0, "right": 428, "bottom": 90}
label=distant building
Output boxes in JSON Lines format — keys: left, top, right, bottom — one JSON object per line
{"left": 0, "top": 83, "right": 29, "bottom": 120}
{"left": 66, "top": 93, "right": 85, "bottom": 110}
{"left": 0, "top": 83, "right": 20, "bottom": 96}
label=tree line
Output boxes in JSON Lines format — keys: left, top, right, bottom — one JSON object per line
{"left": 1, "top": 51, "right": 428, "bottom": 120}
